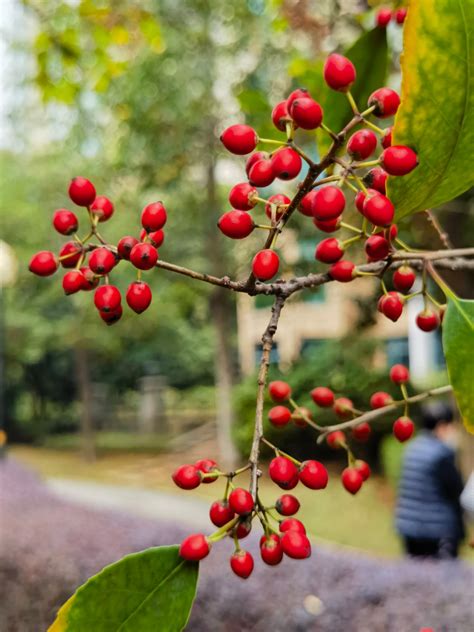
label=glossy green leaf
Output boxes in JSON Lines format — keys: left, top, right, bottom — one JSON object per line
{"left": 389, "top": 0, "right": 474, "bottom": 219}
{"left": 442, "top": 298, "right": 474, "bottom": 433}
{"left": 318, "top": 27, "right": 388, "bottom": 155}
{"left": 48, "top": 546, "right": 199, "bottom": 632}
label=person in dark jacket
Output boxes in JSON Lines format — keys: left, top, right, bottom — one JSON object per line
{"left": 396, "top": 401, "right": 464, "bottom": 559}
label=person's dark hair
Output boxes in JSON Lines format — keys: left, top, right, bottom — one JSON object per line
{"left": 421, "top": 401, "right": 454, "bottom": 430}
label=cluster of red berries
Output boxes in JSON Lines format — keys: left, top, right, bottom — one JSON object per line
{"left": 28, "top": 177, "right": 167, "bottom": 324}
{"left": 375, "top": 6, "right": 407, "bottom": 27}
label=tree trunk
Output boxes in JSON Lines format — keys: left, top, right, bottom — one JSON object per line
{"left": 74, "top": 345, "right": 96, "bottom": 462}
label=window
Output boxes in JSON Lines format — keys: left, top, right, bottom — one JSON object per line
{"left": 386, "top": 337, "right": 409, "bottom": 367}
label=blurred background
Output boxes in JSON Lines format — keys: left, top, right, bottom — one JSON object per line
{"left": 1, "top": 1, "right": 473, "bottom": 630}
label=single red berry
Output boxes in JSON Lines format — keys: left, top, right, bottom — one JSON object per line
{"left": 329, "top": 260, "right": 356, "bottom": 283}
{"left": 347, "top": 129, "right": 377, "bottom": 160}
{"left": 275, "top": 494, "right": 300, "bottom": 516}
{"left": 315, "top": 238, "right": 344, "bottom": 263}
{"left": 233, "top": 519, "right": 252, "bottom": 540}
{"left": 299, "top": 190, "right": 317, "bottom": 217}
{"left": 376, "top": 7, "right": 392, "bottom": 27}
{"left": 355, "top": 459, "right": 371, "bottom": 481}
{"left": 327, "top": 430, "right": 346, "bottom": 449}
{"left": 126, "top": 281, "right": 152, "bottom": 314}
{"left": 334, "top": 397, "right": 354, "bottom": 419}
{"left": 59, "top": 242, "right": 83, "bottom": 269}
{"left": 393, "top": 265, "right": 416, "bottom": 293}
{"left": 299, "top": 460, "right": 328, "bottom": 490}
{"left": 271, "top": 100, "right": 291, "bottom": 132}
{"left": 53, "top": 209, "right": 78, "bottom": 235}
{"left": 363, "top": 191, "right": 394, "bottom": 227}
{"left": 370, "top": 391, "right": 393, "bottom": 409}
{"left": 390, "top": 364, "right": 410, "bottom": 384}
{"left": 271, "top": 148, "right": 302, "bottom": 180}
{"left": 281, "top": 530, "right": 311, "bottom": 559}
{"left": 341, "top": 467, "right": 363, "bottom": 495}
{"left": 228, "top": 488, "right": 254, "bottom": 515}
{"left": 90, "top": 196, "right": 114, "bottom": 222}
{"left": 220, "top": 124, "right": 258, "bottom": 155}
{"left": 388, "top": 224, "right": 398, "bottom": 240}
{"left": 268, "top": 405, "right": 292, "bottom": 427}
{"left": 252, "top": 249, "right": 279, "bottom": 281}
{"left": 229, "top": 182, "right": 258, "bottom": 210}
{"left": 29, "top": 251, "right": 58, "bottom": 277}
{"left": 314, "top": 216, "right": 341, "bottom": 233}
{"left": 365, "top": 234, "right": 390, "bottom": 261}
{"left": 68, "top": 177, "right": 96, "bottom": 206}
{"left": 260, "top": 536, "right": 283, "bottom": 565}
{"left": 269, "top": 456, "right": 299, "bottom": 490}
{"left": 381, "top": 128, "right": 393, "bottom": 150}
{"left": 93, "top": 284, "right": 121, "bottom": 312}
{"left": 230, "top": 550, "right": 254, "bottom": 578}
{"left": 62, "top": 270, "right": 84, "bottom": 295}
{"left": 363, "top": 167, "right": 388, "bottom": 194}
{"left": 379, "top": 291, "right": 404, "bottom": 322}
{"left": 141, "top": 202, "right": 167, "bottom": 232}
{"left": 209, "top": 500, "right": 234, "bottom": 527}
{"left": 179, "top": 534, "right": 210, "bottom": 561}
{"left": 89, "top": 247, "right": 116, "bottom": 275}
{"left": 268, "top": 381, "right": 291, "bottom": 402}
{"left": 368, "top": 88, "right": 400, "bottom": 118}
{"left": 292, "top": 406, "right": 312, "bottom": 428}
{"left": 265, "top": 194, "right": 290, "bottom": 221}
{"left": 172, "top": 464, "right": 202, "bottom": 490}
{"left": 218, "top": 210, "right": 255, "bottom": 239}
{"left": 312, "top": 186, "right": 346, "bottom": 220}
{"left": 195, "top": 458, "right": 219, "bottom": 483}
{"left": 393, "top": 416, "right": 415, "bottom": 442}
{"left": 394, "top": 8, "right": 407, "bottom": 24}
{"left": 248, "top": 159, "right": 275, "bottom": 187}
{"left": 246, "top": 151, "right": 269, "bottom": 176}
{"left": 311, "top": 386, "right": 335, "bottom": 407}
{"left": 381, "top": 146, "right": 418, "bottom": 176}
{"left": 286, "top": 88, "right": 310, "bottom": 110}
{"left": 117, "top": 236, "right": 139, "bottom": 260}
{"left": 416, "top": 309, "right": 440, "bottom": 332}
{"left": 355, "top": 190, "right": 366, "bottom": 214}
{"left": 99, "top": 305, "right": 123, "bottom": 326}
{"left": 130, "top": 243, "right": 158, "bottom": 270}
{"left": 352, "top": 422, "right": 371, "bottom": 442}
{"left": 147, "top": 229, "right": 165, "bottom": 248}
{"left": 323, "top": 53, "right": 356, "bottom": 92}
{"left": 260, "top": 533, "right": 280, "bottom": 547}
{"left": 290, "top": 98, "right": 323, "bottom": 130}
{"left": 80, "top": 266, "right": 98, "bottom": 291}
{"left": 280, "top": 517, "right": 306, "bottom": 534}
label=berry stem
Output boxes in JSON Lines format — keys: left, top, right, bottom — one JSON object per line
{"left": 261, "top": 436, "right": 301, "bottom": 466}
{"left": 363, "top": 119, "right": 384, "bottom": 134}
{"left": 258, "top": 138, "right": 287, "bottom": 146}
{"left": 346, "top": 91, "right": 359, "bottom": 114}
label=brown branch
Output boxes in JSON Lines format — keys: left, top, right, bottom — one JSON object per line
{"left": 425, "top": 210, "right": 453, "bottom": 249}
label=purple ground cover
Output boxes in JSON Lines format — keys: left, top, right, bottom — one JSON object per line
{"left": 1, "top": 458, "right": 472, "bottom": 631}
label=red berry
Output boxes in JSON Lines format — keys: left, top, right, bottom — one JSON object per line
{"left": 209, "top": 500, "right": 234, "bottom": 527}
{"left": 68, "top": 177, "right": 96, "bottom": 206}
{"left": 265, "top": 194, "right": 290, "bottom": 221}
{"left": 179, "top": 534, "right": 210, "bottom": 561}
{"left": 271, "top": 100, "right": 291, "bottom": 132}
{"left": 334, "top": 397, "right": 354, "bottom": 419}
{"left": 312, "top": 186, "right": 346, "bottom": 220}
{"left": 271, "top": 148, "right": 302, "bottom": 180}
{"left": 252, "top": 249, "right": 279, "bottom": 281}
{"left": 390, "top": 364, "right": 410, "bottom": 384}
{"left": 99, "top": 305, "right": 122, "bottom": 326}
{"left": 90, "top": 196, "right": 114, "bottom": 222}
{"left": 313, "top": 216, "right": 341, "bottom": 233}
{"left": 379, "top": 291, "right": 404, "bottom": 322}
{"left": 260, "top": 537, "right": 283, "bottom": 566}
{"left": 195, "top": 458, "right": 219, "bottom": 483}
{"left": 315, "top": 238, "right": 344, "bottom": 263}
{"left": 363, "top": 167, "right": 388, "bottom": 194}
{"left": 286, "top": 88, "right": 310, "bottom": 110}
{"left": 126, "top": 281, "right": 152, "bottom": 314}
{"left": 381, "top": 126, "right": 393, "bottom": 149}
{"left": 53, "top": 209, "right": 78, "bottom": 235}
{"left": 130, "top": 243, "right": 158, "bottom": 270}
{"left": 365, "top": 234, "right": 390, "bottom": 261}
{"left": 233, "top": 519, "right": 252, "bottom": 540}
{"left": 355, "top": 459, "right": 371, "bottom": 481}
{"left": 299, "top": 460, "right": 328, "bottom": 490}
{"left": 381, "top": 146, "right": 418, "bottom": 176}
{"left": 275, "top": 494, "right": 300, "bottom": 516}
{"left": 62, "top": 270, "right": 85, "bottom": 295}
{"left": 141, "top": 202, "right": 167, "bottom": 232}
{"left": 323, "top": 54, "right": 356, "bottom": 92}
{"left": 93, "top": 284, "right": 121, "bottom": 312}
{"left": 218, "top": 210, "right": 255, "bottom": 239}
{"left": 269, "top": 456, "right": 299, "bottom": 490}
{"left": 299, "top": 190, "right": 317, "bottom": 217}
{"left": 311, "top": 386, "right": 334, "bottom": 407}
{"left": 327, "top": 430, "right": 346, "bottom": 449}
{"left": 229, "top": 182, "right": 258, "bottom": 210}
{"left": 80, "top": 266, "right": 98, "bottom": 291}
{"left": 268, "top": 380, "right": 291, "bottom": 402}
{"left": 341, "top": 467, "right": 363, "bottom": 494}
{"left": 370, "top": 391, "right": 393, "bottom": 409}
{"left": 248, "top": 159, "right": 275, "bottom": 187}
{"left": 376, "top": 8, "right": 392, "bottom": 27}
{"left": 290, "top": 98, "right": 323, "bottom": 130}
{"left": 230, "top": 550, "right": 254, "bottom": 578}
{"left": 29, "top": 251, "right": 58, "bottom": 277}
{"left": 228, "top": 488, "right": 254, "bottom": 515}
{"left": 393, "top": 416, "right": 415, "bottom": 442}
{"left": 355, "top": 191, "right": 366, "bottom": 214}
{"left": 117, "top": 236, "right": 139, "bottom": 260}
{"left": 147, "top": 230, "right": 165, "bottom": 248}
{"left": 59, "top": 242, "right": 83, "bottom": 269}
{"left": 393, "top": 266, "right": 416, "bottom": 293}
{"left": 89, "top": 247, "right": 116, "bottom": 275}
{"left": 347, "top": 129, "right": 377, "bottom": 160}
{"left": 368, "top": 88, "right": 400, "bottom": 118}
{"left": 220, "top": 124, "right": 258, "bottom": 155}
{"left": 172, "top": 464, "right": 201, "bottom": 490}
{"left": 292, "top": 406, "right": 312, "bottom": 428}
{"left": 363, "top": 191, "right": 394, "bottom": 227}
{"left": 246, "top": 151, "right": 269, "bottom": 176}
{"left": 416, "top": 309, "right": 440, "bottom": 332}
{"left": 260, "top": 533, "right": 280, "bottom": 547}
{"left": 281, "top": 530, "right": 311, "bottom": 559}
{"left": 394, "top": 8, "right": 407, "bottom": 24}
{"left": 280, "top": 517, "right": 306, "bottom": 534}
{"left": 268, "top": 405, "right": 292, "bottom": 427}
{"left": 352, "top": 422, "right": 371, "bottom": 442}
{"left": 329, "top": 260, "right": 356, "bottom": 282}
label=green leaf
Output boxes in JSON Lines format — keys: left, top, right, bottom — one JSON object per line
{"left": 442, "top": 298, "right": 474, "bottom": 433}
{"left": 388, "top": 0, "right": 474, "bottom": 220}
{"left": 48, "top": 546, "right": 199, "bottom": 632}
{"left": 318, "top": 27, "right": 388, "bottom": 155}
